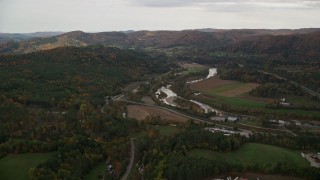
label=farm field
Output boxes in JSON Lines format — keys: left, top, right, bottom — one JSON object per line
{"left": 208, "top": 83, "right": 259, "bottom": 97}
{"left": 190, "top": 77, "right": 267, "bottom": 108}
{"left": 127, "top": 105, "right": 189, "bottom": 123}
{"left": 190, "top": 77, "right": 320, "bottom": 118}
{"left": 179, "top": 62, "right": 208, "bottom": 75}
{"left": 189, "top": 77, "right": 238, "bottom": 92}
{"left": 196, "top": 94, "right": 320, "bottom": 118}
{"left": 189, "top": 143, "right": 309, "bottom": 168}
{"left": 0, "top": 152, "right": 55, "bottom": 180}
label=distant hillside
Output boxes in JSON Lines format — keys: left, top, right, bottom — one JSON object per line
{"left": 194, "top": 28, "right": 320, "bottom": 35}
{"left": 227, "top": 31, "right": 320, "bottom": 58}
{"left": 0, "top": 32, "right": 64, "bottom": 42}
{"left": 0, "top": 29, "right": 319, "bottom": 59}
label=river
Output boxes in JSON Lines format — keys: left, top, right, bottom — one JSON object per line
{"left": 187, "top": 68, "right": 217, "bottom": 84}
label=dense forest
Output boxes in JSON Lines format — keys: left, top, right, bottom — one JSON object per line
{"left": 0, "top": 46, "right": 172, "bottom": 179}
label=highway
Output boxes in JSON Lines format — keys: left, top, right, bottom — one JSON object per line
{"left": 114, "top": 96, "right": 292, "bottom": 135}
{"left": 258, "top": 70, "right": 320, "bottom": 98}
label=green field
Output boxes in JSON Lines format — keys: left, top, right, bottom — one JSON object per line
{"left": 85, "top": 162, "right": 105, "bottom": 180}
{"left": 204, "top": 82, "right": 267, "bottom": 109}
{"left": 154, "top": 126, "right": 181, "bottom": 137}
{"left": 0, "top": 152, "right": 55, "bottom": 180}
{"left": 197, "top": 91, "right": 320, "bottom": 119}
{"left": 284, "top": 95, "right": 320, "bottom": 107}
{"left": 214, "top": 95, "right": 266, "bottom": 108}
{"left": 207, "top": 82, "right": 245, "bottom": 94}
{"left": 189, "top": 143, "right": 309, "bottom": 168}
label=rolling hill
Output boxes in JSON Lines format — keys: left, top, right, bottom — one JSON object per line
{"left": 1, "top": 29, "right": 319, "bottom": 59}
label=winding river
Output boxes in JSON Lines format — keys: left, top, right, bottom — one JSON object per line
{"left": 187, "top": 68, "right": 217, "bottom": 84}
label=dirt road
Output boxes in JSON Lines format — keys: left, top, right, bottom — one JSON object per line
{"left": 120, "top": 138, "right": 135, "bottom": 180}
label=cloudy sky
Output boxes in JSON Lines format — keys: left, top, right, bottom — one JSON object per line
{"left": 0, "top": 0, "right": 319, "bottom": 33}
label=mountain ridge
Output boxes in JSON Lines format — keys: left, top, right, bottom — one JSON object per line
{"left": 0, "top": 28, "right": 319, "bottom": 58}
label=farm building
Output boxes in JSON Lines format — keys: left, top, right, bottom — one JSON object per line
{"left": 227, "top": 117, "right": 238, "bottom": 122}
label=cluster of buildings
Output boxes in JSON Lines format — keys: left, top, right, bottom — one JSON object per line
{"left": 210, "top": 116, "right": 239, "bottom": 122}
{"left": 279, "top": 98, "right": 291, "bottom": 106}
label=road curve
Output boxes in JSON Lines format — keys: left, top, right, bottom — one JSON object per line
{"left": 258, "top": 70, "right": 320, "bottom": 98}
{"left": 121, "top": 138, "right": 135, "bottom": 180}
{"left": 116, "top": 99, "right": 211, "bottom": 124}
{"left": 117, "top": 98, "right": 293, "bottom": 135}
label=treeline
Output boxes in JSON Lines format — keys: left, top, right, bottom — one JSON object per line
{"left": 0, "top": 139, "right": 56, "bottom": 158}
{"left": 249, "top": 133, "right": 320, "bottom": 151}
{"left": 219, "top": 67, "right": 285, "bottom": 84}
{"left": 134, "top": 124, "right": 320, "bottom": 180}
{"left": 249, "top": 83, "right": 303, "bottom": 98}
{"left": 172, "top": 129, "right": 247, "bottom": 152}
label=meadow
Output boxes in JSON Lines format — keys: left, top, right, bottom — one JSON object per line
{"left": 189, "top": 143, "right": 309, "bottom": 168}
{"left": 190, "top": 77, "right": 320, "bottom": 118}
{"left": 0, "top": 152, "right": 55, "bottom": 180}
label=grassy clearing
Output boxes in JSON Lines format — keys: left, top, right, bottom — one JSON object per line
{"left": 179, "top": 62, "right": 208, "bottom": 75}
{"left": 195, "top": 94, "right": 320, "bottom": 118}
{"left": 153, "top": 126, "right": 181, "bottom": 137}
{"left": 127, "top": 105, "right": 189, "bottom": 123}
{"left": 182, "top": 67, "right": 207, "bottom": 76}
{"left": 284, "top": 95, "right": 320, "bottom": 107}
{"left": 189, "top": 143, "right": 309, "bottom": 168}
{"left": 0, "top": 152, "right": 55, "bottom": 180}
{"left": 84, "top": 162, "right": 105, "bottom": 180}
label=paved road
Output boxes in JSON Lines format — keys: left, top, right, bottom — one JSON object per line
{"left": 115, "top": 98, "right": 212, "bottom": 124}
{"left": 121, "top": 138, "right": 135, "bottom": 180}
{"left": 259, "top": 70, "right": 320, "bottom": 98}
{"left": 116, "top": 98, "right": 255, "bottom": 135}
{"left": 118, "top": 98, "right": 298, "bottom": 136}
{"left": 101, "top": 94, "right": 125, "bottom": 113}
{"left": 237, "top": 122, "right": 295, "bottom": 135}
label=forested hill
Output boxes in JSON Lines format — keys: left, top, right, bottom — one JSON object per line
{"left": 1, "top": 29, "right": 320, "bottom": 59}
{"left": 0, "top": 45, "right": 171, "bottom": 109}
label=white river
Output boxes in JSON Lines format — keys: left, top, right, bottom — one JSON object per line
{"left": 155, "top": 85, "right": 178, "bottom": 107}
{"left": 187, "top": 68, "right": 217, "bottom": 84}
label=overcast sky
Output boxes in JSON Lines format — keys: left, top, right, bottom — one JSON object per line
{"left": 1, "top": 0, "right": 320, "bottom": 33}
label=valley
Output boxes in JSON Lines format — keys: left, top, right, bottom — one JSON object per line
{"left": 0, "top": 29, "right": 320, "bottom": 180}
